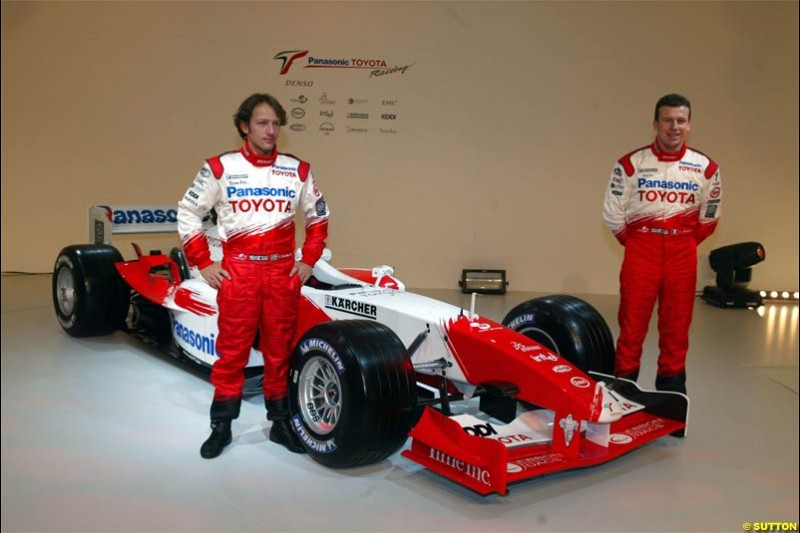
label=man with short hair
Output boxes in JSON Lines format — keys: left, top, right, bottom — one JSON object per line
{"left": 178, "top": 93, "right": 330, "bottom": 458}
{"left": 603, "top": 93, "right": 722, "bottom": 396}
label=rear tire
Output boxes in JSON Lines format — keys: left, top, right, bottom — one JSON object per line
{"left": 502, "top": 295, "right": 614, "bottom": 374}
{"left": 288, "top": 320, "right": 417, "bottom": 467}
{"left": 52, "top": 245, "right": 129, "bottom": 337}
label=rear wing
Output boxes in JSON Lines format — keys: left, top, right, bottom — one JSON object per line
{"left": 89, "top": 205, "right": 213, "bottom": 244}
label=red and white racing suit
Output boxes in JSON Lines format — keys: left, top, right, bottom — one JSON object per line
{"left": 603, "top": 141, "right": 721, "bottom": 386}
{"left": 178, "top": 140, "right": 329, "bottom": 414}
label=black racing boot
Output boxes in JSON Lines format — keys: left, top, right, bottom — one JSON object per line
{"left": 656, "top": 372, "right": 687, "bottom": 395}
{"left": 200, "top": 419, "right": 232, "bottom": 459}
{"left": 616, "top": 368, "right": 640, "bottom": 382}
{"left": 265, "top": 398, "right": 306, "bottom": 454}
{"left": 656, "top": 372, "right": 687, "bottom": 437}
{"left": 200, "top": 398, "right": 241, "bottom": 459}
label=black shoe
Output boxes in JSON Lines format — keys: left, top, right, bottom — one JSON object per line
{"left": 269, "top": 418, "right": 306, "bottom": 454}
{"left": 655, "top": 373, "right": 688, "bottom": 437}
{"left": 656, "top": 372, "right": 687, "bottom": 395}
{"left": 615, "top": 368, "right": 640, "bottom": 382}
{"left": 200, "top": 419, "right": 232, "bottom": 459}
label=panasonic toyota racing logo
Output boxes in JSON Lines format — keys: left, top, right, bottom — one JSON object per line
{"left": 274, "top": 50, "right": 413, "bottom": 78}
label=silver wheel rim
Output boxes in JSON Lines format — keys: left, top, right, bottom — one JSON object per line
{"left": 56, "top": 266, "right": 76, "bottom": 316}
{"left": 298, "top": 355, "right": 342, "bottom": 435}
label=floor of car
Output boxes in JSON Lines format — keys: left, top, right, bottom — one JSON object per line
{"left": 2, "top": 274, "right": 797, "bottom": 532}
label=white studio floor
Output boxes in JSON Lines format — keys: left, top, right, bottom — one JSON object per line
{"left": 2, "top": 273, "right": 798, "bottom": 533}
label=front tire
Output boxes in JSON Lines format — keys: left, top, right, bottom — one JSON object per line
{"left": 502, "top": 295, "right": 614, "bottom": 374}
{"left": 52, "top": 245, "right": 129, "bottom": 337}
{"left": 289, "top": 320, "right": 417, "bottom": 467}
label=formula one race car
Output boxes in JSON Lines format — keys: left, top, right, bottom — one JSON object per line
{"left": 52, "top": 237, "right": 688, "bottom": 496}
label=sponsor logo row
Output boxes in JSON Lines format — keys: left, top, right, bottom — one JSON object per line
{"left": 289, "top": 93, "right": 398, "bottom": 107}
{"left": 291, "top": 109, "right": 398, "bottom": 121}
{"left": 291, "top": 122, "right": 399, "bottom": 136}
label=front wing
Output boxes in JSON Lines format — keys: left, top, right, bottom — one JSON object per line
{"left": 402, "top": 374, "right": 688, "bottom": 495}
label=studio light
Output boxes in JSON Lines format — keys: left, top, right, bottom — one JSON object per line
{"left": 702, "top": 242, "right": 765, "bottom": 308}
{"left": 758, "top": 290, "right": 800, "bottom": 303}
{"left": 459, "top": 269, "right": 508, "bottom": 295}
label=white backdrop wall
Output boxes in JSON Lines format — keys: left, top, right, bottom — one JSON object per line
{"left": 2, "top": 1, "right": 797, "bottom": 293}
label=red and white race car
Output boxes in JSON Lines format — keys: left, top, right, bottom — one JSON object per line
{"left": 52, "top": 237, "right": 688, "bottom": 496}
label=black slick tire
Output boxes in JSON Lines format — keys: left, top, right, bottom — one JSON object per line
{"left": 52, "top": 245, "right": 129, "bottom": 337}
{"left": 288, "top": 320, "right": 417, "bottom": 468}
{"left": 502, "top": 295, "right": 614, "bottom": 374}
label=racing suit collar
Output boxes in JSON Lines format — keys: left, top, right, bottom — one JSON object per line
{"left": 651, "top": 139, "right": 687, "bottom": 162}
{"left": 241, "top": 139, "right": 278, "bottom": 167}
